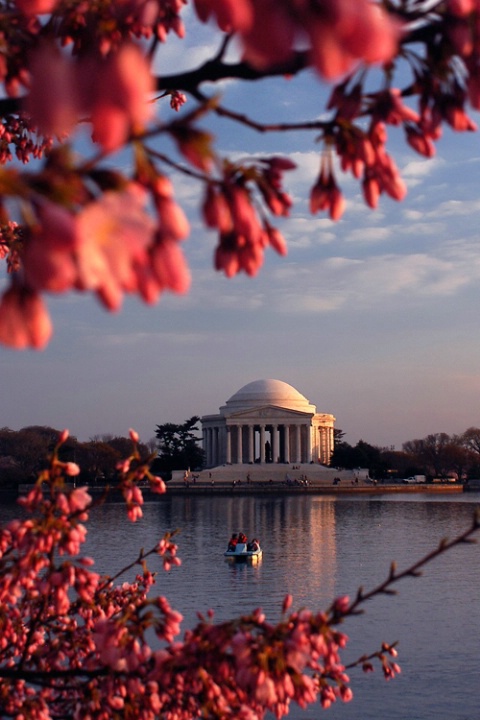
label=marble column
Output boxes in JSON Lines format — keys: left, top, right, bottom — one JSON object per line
{"left": 226, "top": 427, "right": 231, "bottom": 464}
{"left": 296, "top": 425, "right": 301, "bottom": 463}
{"left": 205, "top": 428, "right": 210, "bottom": 467}
{"left": 248, "top": 425, "right": 254, "bottom": 463}
{"left": 212, "top": 427, "right": 218, "bottom": 467}
{"left": 203, "top": 429, "right": 208, "bottom": 466}
{"left": 271, "top": 425, "right": 278, "bottom": 464}
{"left": 327, "top": 427, "right": 333, "bottom": 462}
{"left": 284, "top": 425, "right": 290, "bottom": 463}
{"left": 306, "top": 424, "right": 311, "bottom": 463}
{"left": 260, "top": 424, "right": 266, "bottom": 463}
{"left": 237, "top": 424, "right": 243, "bottom": 464}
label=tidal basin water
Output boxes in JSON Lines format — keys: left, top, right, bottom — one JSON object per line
{"left": 3, "top": 492, "right": 480, "bottom": 720}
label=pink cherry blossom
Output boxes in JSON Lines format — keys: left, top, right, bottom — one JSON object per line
{"left": 68, "top": 487, "right": 92, "bottom": 512}
{"left": 129, "top": 428, "right": 140, "bottom": 443}
{"left": 25, "top": 41, "right": 154, "bottom": 151}
{"left": 14, "top": 0, "right": 59, "bottom": 15}
{"left": 193, "top": 0, "right": 253, "bottom": 32}
{"left": 239, "top": 0, "right": 295, "bottom": 69}
{"left": 153, "top": 176, "right": 190, "bottom": 241}
{"left": 150, "top": 239, "right": 191, "bottom": 293}
{"left": 448, "top": 0, "right": 476, "bottom": 16}
{"left": 202, "top": 184, "right": 234, "bottom": 233}
{"left": 64, "top": 462, "right": 81, "bottom": 477}
{"left": 169, "top": 90, "right": 187, "bottom": 111}
{"left": 310, "top": 162, "right": 346, "bottom": 221}
{"left": 23, "top": 202, "right": 78, "bottom": 293}
{"left": 151, "top": 475, "right": 167, "bottom": 494}
{"left": 406, "top": 126, "right": 436, "bottom": 157}
{"left": 197, "top": 0, "right": 401, "bottom": 81}
{"left": 24, "top": 43, "right": 79, "bottom": 137}
{"left": 58, "top": 429, "right": 69, "bottom": 444}
{"left": 0, "top": 285, "right": 52, "bottom": 349}
{"left": 88, "top": 44, "right": 155, "bottom": 152}
{"left": 265, "top": 224, "right": 288, "bottom": 256}
{"left": 75, "top": 184, "right": 156, "bottom": 310}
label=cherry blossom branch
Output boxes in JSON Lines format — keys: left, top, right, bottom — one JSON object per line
{"left": 95, "top": 531, "right": 179, "bottom": 593}
{"left": 330, "top": 509, "right": 480, "bottom": 622}
{"left": 155, "top": 50, "right": 311, "bottom": 93}
{"left": 190, "top": 87, "right": 330, "bottom": 133}
{"left": 144, "top": 146, "right": 211, "bottom": 182}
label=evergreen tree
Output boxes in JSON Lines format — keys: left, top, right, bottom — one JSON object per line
{"left": 154, "top": 416, "right": 204, "bottom": 474}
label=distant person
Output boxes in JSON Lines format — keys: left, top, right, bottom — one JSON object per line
{"left": 248, "top": 538, "right": 260, "bottom": 552}
{"left": 238, "top": 532, "right": 247, "bottom": 544}
{"left": 227, "top": 533, "right": 238, "bottom": 551}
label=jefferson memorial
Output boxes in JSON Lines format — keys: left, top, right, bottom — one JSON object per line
{"left": 201, "top": 379, "right": 335, "bottom": 468}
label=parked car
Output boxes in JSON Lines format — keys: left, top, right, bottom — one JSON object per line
{"left": 403, "top": 475, "right": 426, "bottom": 484}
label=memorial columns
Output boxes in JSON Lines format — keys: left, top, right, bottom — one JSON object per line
{"left": 202, "top": 413, "right": 332, "bottom": 467}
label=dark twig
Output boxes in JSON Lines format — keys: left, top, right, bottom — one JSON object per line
{"left": 331, "top": 509, "right": 480, "bottom": 621}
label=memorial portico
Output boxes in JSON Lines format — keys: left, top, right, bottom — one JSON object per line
{"left": 201, "top": 379, "right": 335, "bottom": 468}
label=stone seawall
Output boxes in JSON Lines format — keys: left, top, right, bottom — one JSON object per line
{"left": 165, "top": 483, "right": 464, "bottom": 496}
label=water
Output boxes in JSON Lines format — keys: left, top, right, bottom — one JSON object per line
{"left": 1, "top": 492, "right": 480, "bottom": 719}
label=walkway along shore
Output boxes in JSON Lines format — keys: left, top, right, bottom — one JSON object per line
{"left": 6, "top": 464, "right": 471, "bottom": 502}
{"left": 166, "top": 463, "right": 467, "bottom": 496}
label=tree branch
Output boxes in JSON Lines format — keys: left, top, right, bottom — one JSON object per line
{"left": 335, "top": 509, "right": 480, "bottom": 620}
{"left": 155, "top": 50, "right": 311, "bottom": 93}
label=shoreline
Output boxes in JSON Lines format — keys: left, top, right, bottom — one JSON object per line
{"left": 164, "top": 462, "right": 471, "bottom": 497}
{"left": 3, "top": 460, "right": 476, "bottom": 502}
{"left": 164, "top": 482, "right": 466, "bottom": 497}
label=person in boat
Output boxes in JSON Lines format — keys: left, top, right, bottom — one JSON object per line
{"left": 247, "top": 538, "right": 260, "bottom": 552}
{"left": 227, "top": 533, "right": 238, "bottom": 552}
{"left": 238, "top": 532, "right": 247, "bottom": 544}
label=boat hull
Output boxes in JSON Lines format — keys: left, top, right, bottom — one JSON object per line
{"left": 224, "top": 542, "right": 262, "bottom": 561}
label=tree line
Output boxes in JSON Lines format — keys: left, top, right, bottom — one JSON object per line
{"left": 0, "top": 418, "right": 205, "bottom": 490}
{"left": 331, "top": 428, "right": 480, "bottom": 482}
{"left": 3, "top": 422, "right": 480, "bottom": 489}
{"left": 0, "top": 426, "right": 154, "bottom": 490}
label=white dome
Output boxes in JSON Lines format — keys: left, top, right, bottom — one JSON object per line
{"left": 222, "top": 379, "right": 316, "bottom": 414}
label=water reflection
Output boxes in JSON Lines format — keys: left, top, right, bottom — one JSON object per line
{"left": 1, "top": 492, "right": 479, "bottom": 720}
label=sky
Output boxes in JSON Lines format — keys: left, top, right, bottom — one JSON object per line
{"left": 3, "top": 9, "right": 480, "bottom": 451}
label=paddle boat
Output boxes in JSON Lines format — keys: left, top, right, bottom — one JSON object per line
{"left": 224, "top": 541, "right": 262, "bottom": 561}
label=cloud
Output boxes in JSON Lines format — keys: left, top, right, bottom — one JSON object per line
{"left": 261, "top": 244, "right": 480, "bottom": 316}
{"left": 429, "top": 198, "right": 480, "bottom": 217}
{"left": 344, "top": 226, "right": 392, "bottom": 244}
{"left": 283, "top": 216, "right": 337, "bottom": 248}
{"left": 401, "top": 156, "right": 446, "bottom": 186}
{"left": 87, "top": 330, "right": 206, "bottom": 348}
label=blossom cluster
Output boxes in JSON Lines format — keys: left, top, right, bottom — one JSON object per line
{"left": 203, "top": 158, "right": 293, "bottom": 277}
{"left": 0, "top": 160, "right": 194, "bottom": 348}
{"left": 1, "top": 0, "right": 480, "bottom": 348}
{"left": 0, "top": 144, "right": 295, "bottom": 347}
{"left": 193, "top": 0, "right": 401, "bottom": 80}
